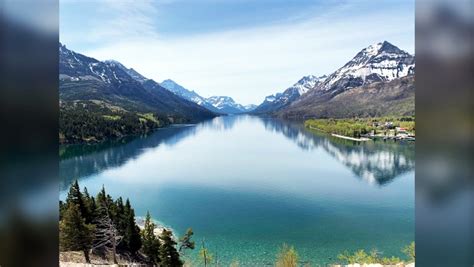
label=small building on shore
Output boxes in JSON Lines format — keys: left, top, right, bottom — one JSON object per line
{"left": 396, "top": 127, "right": 408, "bottom": 134}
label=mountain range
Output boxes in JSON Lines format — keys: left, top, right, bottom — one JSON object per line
{"left": 252, "top": 41, "right": 415, "bottom": 118}
{"left": 59, "top": 40, "right": 414, "bottom": 142}
{"left": 59, "top": 44, "right": 216, "bottom": 121}
{"left": 159, "top": 79, "right": 256, "bottom": 114}
{"left": 59, "top": 43, "right": 221, "bottom": 143}
{"left": 252, "top": 75, "right": 327, "bottom": 114}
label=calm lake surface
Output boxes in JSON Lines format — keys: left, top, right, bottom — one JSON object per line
{"left": 60, "top": 115, "right": 414, "bottom": 266}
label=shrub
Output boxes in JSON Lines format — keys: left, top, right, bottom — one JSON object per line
{"left": 276, "top": 244, "right": 299, "bottom": 267}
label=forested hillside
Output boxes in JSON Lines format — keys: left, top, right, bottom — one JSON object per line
{"left": 59, "top": 43, "right": 217, "bottom": 144}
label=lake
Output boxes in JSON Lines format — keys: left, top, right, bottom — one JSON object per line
{"left": 60, "top": 115, "right": 414, "bottom": 266}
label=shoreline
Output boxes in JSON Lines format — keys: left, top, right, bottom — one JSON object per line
{"left": 60, "top": 123, "right": 199, "bottom": 148}
{"left": 331, "top": 133, "right": 371, "bottom": 142}
{"left": 134, "top": 216, "right": 177, "bottom": 239}
{"left": 307, "top": 125, "right": 371, "bottom": 142}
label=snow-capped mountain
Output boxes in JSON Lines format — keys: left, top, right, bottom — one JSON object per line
{"left": 244, "top": 104, "right": 257, "bottom": 111}
{"left": 159, "top": 79, "right": 254, "bottom": 114}
{"left": 59, "top": 45, "right": 137, "bottom": 85}
{"left": 320, "top": 41, "right": 414, "bottom": 94}
{"left": 160, "top": 79, "right": 221, "bottom": 113}
{"left": 104, "top": 59, "right": 149, "bottom": 84}
{"left": 252, "top": 75, "right": 327, "bottom": 114}
{"left": 277, "top": 41, "right": 415, "bottom": 118}
{"left": 205, "top": 96, "right": 252, "bottom": 114}
{"left": 59, "top": 43, "right": 216, "bottom": 120}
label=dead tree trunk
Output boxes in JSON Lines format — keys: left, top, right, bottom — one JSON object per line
{"left": 92, "top": 205, "right": 122, "bottom": 264}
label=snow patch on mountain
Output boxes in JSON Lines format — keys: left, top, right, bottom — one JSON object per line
{"left": 160, "top": 80, "right": 253, "bottom": 114}
{"left": 104, "top": 60, "right": 148, "bottom": 84}
{"left": 159, "top": 79, "right": 221, "bottom": 113}
{"left": 322, "top": 41, "right": 415, "bottom": 92}
{"left": 59, "top": 43, "right": 137, "bottom": 85}
{"left": 253, "top": 75, "right": 326, "bottom": 114}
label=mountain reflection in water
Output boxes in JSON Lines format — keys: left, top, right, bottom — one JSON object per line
{"left": 60, "top": 115, "right": 414, "bottom": 189}
{"left": 260, "top": 118, "right": 414, "bottom": 186}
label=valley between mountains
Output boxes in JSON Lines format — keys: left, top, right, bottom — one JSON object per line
{"left": 59, "top": 41, "right": 414, "bottom": 144}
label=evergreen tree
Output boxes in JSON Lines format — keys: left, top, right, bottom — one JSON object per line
{"left": 107, "top": 193, "right": 118, "bottom": 223}
{"left": 141, "top": 211, "right": 160, "bottom": 264}
{"left": 95, "top": 186, "right": 117, "bottom": 224}
{"left": 59, "top": 200, "right": 65, "bottom": 221}
{"left": 159, "top": 229, "right": 182, "bottom": 267}
{"left": 115, "top": 197, "right": 126, "bottom": 235}
{"left": 65, "top": 180, "right": 87, "bottom": 221}
{"left": 82, "top": 187, "right": 95, "bottom": 224}
{"left": 178, "top": 228, "right": 195, "bottom": 254}
{"left": 89, "top": 196, "right": 97, "bottom": 222}
{"left": 96, "top": 186, "right": 109, "bottom": 210}
{"left": 122, "top": 199, "right": 142, "bottom": 255}
{"left": 59, "top": 203, "right": 94, "bottom": 263}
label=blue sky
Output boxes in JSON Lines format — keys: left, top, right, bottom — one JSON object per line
{"left": 60, "top": 0, "right": 414, "bottom": 105}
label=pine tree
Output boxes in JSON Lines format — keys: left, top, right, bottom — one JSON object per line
{"left": 59, "top": 203, "right": 94, "bottom": 263}
{"left": 96, "top": 186, "right": 114, "bottom": 211}
{"left": 141, "top": 211, "right": 160, "bottom": 264}
{"left": 115, "top": 197, "right": 126, "bottom": 235}
{"left": 178, "top": 228, "right": 195, "bottom": 254}
{"left": 59, "top": 200, "right": 65, "bottom": 221}
{"left": 82, "top": 187, "right": 95, "bottom": 224}
{"left": 122, "top": 199, "right": 142, "bottom": 255}
{"left": 65, "top": 180, "right": 87, "bottom": 221}
{"left": 107, "top": 193, "right": 118, "bottom": 223}
{"left": 89, "top": 196, "right": 97, "bottom": 222}
{"left": 95, "top": 186, "right": 117, "bottom": 224}
{"left": 159, "top": 229, "right": 182, "bottom": 267}
{"left": 96, "top": 186, "right": 107, "bottom": 206}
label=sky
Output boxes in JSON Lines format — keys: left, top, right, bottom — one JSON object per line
{"left": 60, "top": 0, "right": 414, "bottom": 105}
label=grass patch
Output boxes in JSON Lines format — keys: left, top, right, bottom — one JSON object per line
{"left": 305, "top": 116, "right": 415, "bottom": 138}
{"left": 138, "top": 113, "right": 159, "bottom": 124}
{"left": 102, "top": 115, "right": 121, "bottom": 121}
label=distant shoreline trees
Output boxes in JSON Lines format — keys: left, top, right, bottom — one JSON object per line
{"left": 305, "top": 116, "right": 415, "bottom": 138}
{"left": 59, "top": 104, "right": 164, "bottom": 144}
{"left": 59, "top": 180, "right": 194, "bottom": 266}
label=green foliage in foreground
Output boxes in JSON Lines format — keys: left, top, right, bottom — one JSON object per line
{"left": 402, "top": 242, "right": 415, "bottom": 262}
{"left": 59, "top": 202, "right": 95, "bottom": 263}
{"left": 160, "top": 229, "right": 183, "bottom": 267}
{"left": 199, "top": 241, "right": 214, "bottom": 267}
{"left": 337, "top": 243, "right": 415, "bottom": 265}
{"left": 59, "top": 181, "right": 194, "bottom": 266}
{"left": 337, "top": 249, "right": 401, "bottom": 265}
{"left": 305, "top": 116, "right": 415, "bottom": 138}
{"left": 141, "top": 211, "right": 161, "bottom": 264}
{"left": 179, "top": 228, "right": 196, "bottom": 253}
{"left": 276, "top": 243, "right": 299, "bottom": 267}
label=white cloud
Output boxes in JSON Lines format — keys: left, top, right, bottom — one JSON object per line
{"left": 80, "top": 2, "right": 414, "bottom": 105}
{"left": 60, "top": 0, "right": 160, "bottom": 45}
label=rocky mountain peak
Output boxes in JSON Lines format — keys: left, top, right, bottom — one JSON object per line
{"left": 321, "top": 41, "right": 415, "bottom": 92}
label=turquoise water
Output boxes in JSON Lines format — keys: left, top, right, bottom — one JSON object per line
{"left": 60, "top": 115, "right": 414, "bottom": 266}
